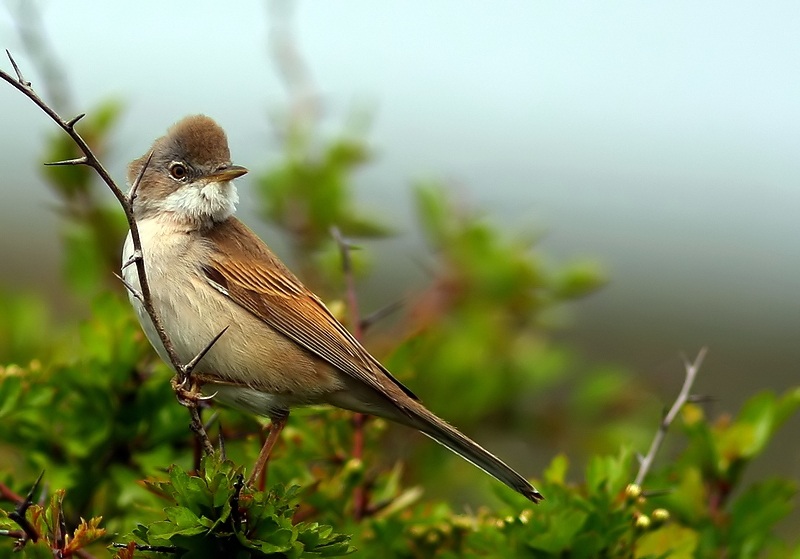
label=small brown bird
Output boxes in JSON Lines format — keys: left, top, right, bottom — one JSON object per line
{"left": 122, "top": 115, "right": 542, "bottom": 503}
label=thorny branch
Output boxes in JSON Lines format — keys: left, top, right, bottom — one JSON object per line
{"left": 0, "top": 51, "right": 218, "bottom": 455}
{"left": 7, "top": 470, "right": 44, "bottom": 545}
{"left": 0, "top": 472, "right": 100, "bottom": 558}
{"left": 634, "top": 347, "right": 708, "bottom": 486}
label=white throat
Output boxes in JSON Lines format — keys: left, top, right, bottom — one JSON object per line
{"left": 159, "top": 180, "right": 239, "bottom": 226}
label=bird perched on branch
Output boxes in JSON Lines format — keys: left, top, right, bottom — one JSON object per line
{"left": 122, "top": 114, "right": 542, "bottom": 503}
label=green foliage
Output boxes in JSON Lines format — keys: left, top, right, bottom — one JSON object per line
{"left": 127, "top": 457, "right": 353, "bottom": 558}
{"left": 0, "top": 95, "right": 797, "bottom": 559}
{"left": 392, "top": 184, "right": 608, "bottom": 423}
{"left": 0, "top": 489, "right": 106, "bottom": 559}
{"left": 257, "top": 117, "right": 389, "bottom": 268}
{"left": 0, "top": 294, "right": 190, "bottom": 536}
{"left": 0, "top": 290, "right": 50, "bottom": 365}
{"left": 655, "top": 388, "right": 800, "bottom": 557}
{"left": 42, "top": 99, "right": 128, "bottom": 296}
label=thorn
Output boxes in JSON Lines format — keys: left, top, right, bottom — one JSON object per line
{"left": 25, "top": 471, "right": 44, "bottom": 505}
{"left": 8, "top": 471, "right": 45, "bottom": 543}
{"left": 44, "top": 156, "right": 88, "bottom": 166}
{"left": 5, "top": 50, "right": 29, "bottom": 86}
{"left": 129, "top": 150, "right": 154, "bottom": 205}
{"left": 181, "top": 326, "right": 230, "bottom": 377}
{"left": 121, "top": 250, "right": 142, "bottom": 270}
{"left": 66, "top": 113, "right": 86, "bottom": 129}
{"left": 113, "top": 272, "right": 143, "bottom": 302}
{"left": 330, "top": 226, "right": 361, "bottom": 251}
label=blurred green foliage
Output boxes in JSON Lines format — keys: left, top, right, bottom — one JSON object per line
{"left": 0, "top": 99, "right": 797, "bottom": 558}
{"left": 131, "top": 458, "right": 353, "bottom": 557}
{"left": 40, "top": 99, "right": 129, "bottom": 297}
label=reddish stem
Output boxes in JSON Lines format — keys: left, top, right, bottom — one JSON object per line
{"left": 0, "top": 482, "right": 23, "bottom": 504}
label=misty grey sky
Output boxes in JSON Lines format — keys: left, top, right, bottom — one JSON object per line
{"left": 0, "top": 0, "right": 798, "bottom": 411}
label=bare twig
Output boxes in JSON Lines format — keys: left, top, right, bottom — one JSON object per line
{"left": 0, "top": 51, "right": 216, "bottom": 454}
{"left": 113, "top": 272, "right": 143, "bottom": 303}
{"left": 634, "top": 347, "right": 708, "bottom": 486}
{"left": 360, "top": 299, "right": 404, "bottom": 333}
{"left": 331, "top": 226, "right": 370, "bottom": 520}
{"left": 330, "top": 227, "right": 363, "bottom": 338}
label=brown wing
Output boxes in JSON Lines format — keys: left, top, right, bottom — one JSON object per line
{"left": 202, "top": 218, "right": 417, "bottom": 404}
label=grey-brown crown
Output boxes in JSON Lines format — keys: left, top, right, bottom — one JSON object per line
{"left": 127, "top": 115, "right": 231, "bottom": 184}
{"left": 160, "top": 114, "right": 231, "bottom": 167}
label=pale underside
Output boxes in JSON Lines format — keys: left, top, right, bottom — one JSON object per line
{"left": 122, "top": 181, "right": 407, "bottom": 421}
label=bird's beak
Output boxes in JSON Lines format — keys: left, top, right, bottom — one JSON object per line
{"left": 208, "top": 165, "right": 248, "bottom": 182}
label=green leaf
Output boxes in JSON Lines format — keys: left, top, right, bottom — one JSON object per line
{"left": 552, "top": 260, "right": 606, "bottom": 299}
{"left": 526, "top": 508, "right": 589, "bottom": 552}
{"left": 544, "top": 453, "right": 569, "bottom": 485}
{"left": 584, "top": 448, "right": 633, "bottom": 498}
{"left": 0, "top": 372, "right": 23, "bottom": 418}
{"left": 636, "top": 524, "right": 698, "bottom": 558}
{"left": 728, "top": 478, "right": 797, "bottom": 554}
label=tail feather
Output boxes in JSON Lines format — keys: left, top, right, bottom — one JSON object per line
{"left": 408, "top": 403, "right": 543, "bottom": 503}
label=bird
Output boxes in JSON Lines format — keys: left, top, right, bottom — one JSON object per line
{"left": 121, "top": 114, "right": 543, "bottom": 503}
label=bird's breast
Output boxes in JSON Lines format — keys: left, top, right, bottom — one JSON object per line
{"left": 122, "top": 218, "right": 344, "bottom": 416}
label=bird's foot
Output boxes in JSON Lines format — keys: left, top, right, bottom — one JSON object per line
{"left": 170, "top": 375, "right": 210, "bottom": 408}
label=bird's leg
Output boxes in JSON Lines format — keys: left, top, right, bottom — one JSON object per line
{"left": 247, "top": 412, "right": 289, "bottom": 487}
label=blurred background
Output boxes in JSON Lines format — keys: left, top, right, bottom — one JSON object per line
{"left": 0, "top": 0, "right": 797, "bottom": 513}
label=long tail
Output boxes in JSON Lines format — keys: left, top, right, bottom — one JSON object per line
{"left": 405, "top": 402, "right": 543, "bottom": 503}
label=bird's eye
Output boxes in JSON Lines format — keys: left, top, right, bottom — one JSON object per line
{"left": 169, "top": 163, "right": 188, "bottom": 181}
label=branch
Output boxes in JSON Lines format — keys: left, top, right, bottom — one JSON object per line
{"left": 0, "top": 51, "right": 215, "bottom": 454}
{"left": 634, "top": 347, "right": 708, "bottom": 486}
{"left": 330, "top": 227, "right": 363, "bottom": 339}
{"left": 0, "top": 482, "right": 24, "bottom": 504}
{"left": 360, "top": 299, "right": 404, "bottom": 333}
{"left": 8, "top": 471, "right": 44, "bottom": 545}
{"left": 331, "top": 226, "right": 370, "bottom": 520}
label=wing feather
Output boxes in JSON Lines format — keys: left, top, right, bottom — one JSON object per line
{"left": 202, "top": 219, "right": 417, "bottom": 403}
